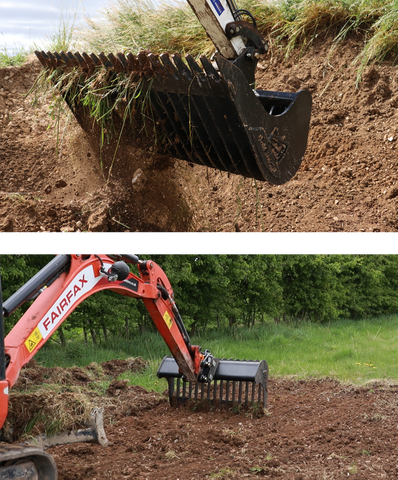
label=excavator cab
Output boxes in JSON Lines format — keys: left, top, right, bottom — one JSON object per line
{"left": 34, "top": 0, "right": 311, "bottom": 185}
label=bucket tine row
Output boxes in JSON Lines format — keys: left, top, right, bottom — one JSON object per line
{"left": 35, "top": 48, "right": 311, "bottom": 184}
{"left": 157, "top": 356, "right": 268, "bottom": 409}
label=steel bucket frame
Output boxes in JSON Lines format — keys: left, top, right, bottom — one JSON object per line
{"left": 35, "top": 50, "right": 312, "bottom": 185}
{"left": 157, "top": 356, "right": 268, "bottom": 408}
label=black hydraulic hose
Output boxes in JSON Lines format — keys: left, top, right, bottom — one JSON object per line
{"left": 2, "top": 254, "right": 71, "bottom": 317}
{"left": 157, "top": 284, "right": 193, "bottom": 352}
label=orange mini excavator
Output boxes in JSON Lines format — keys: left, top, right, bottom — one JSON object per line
{"left": 0, "top": 254, "right": 268, "bottom": 479}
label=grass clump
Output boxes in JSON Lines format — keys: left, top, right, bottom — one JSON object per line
{"left": 75, "top": 0, "right": 213, "bottom": 57}
{"left": 30, "top": 60, "right": 156, "bottom": 178}
{"left": 71, "top": 0, "right": 398, "bottom": 74}
{"left": 0, "top": 45, "right": 29, "bottom": 67}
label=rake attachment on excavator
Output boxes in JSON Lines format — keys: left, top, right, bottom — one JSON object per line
{"left": 157, "top": 356, "right": 268, "bottom": 409}
{"left": 34, "top": 49, "right": 311, "bottom": 185}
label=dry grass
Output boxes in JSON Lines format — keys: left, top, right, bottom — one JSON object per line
{"left": 6, "top": 389, "right": 94, "bottom": 440}
{"left": 75, "top": 0, "right": 213, "bottom": 58}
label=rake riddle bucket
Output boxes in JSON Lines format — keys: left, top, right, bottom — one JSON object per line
{"left": 35, "top": 50, "right": 312, "bottom": 185}
{"left": 157, "top": 356, "right": 268, "bottom": 409}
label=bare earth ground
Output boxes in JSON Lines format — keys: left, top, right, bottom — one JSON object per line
{"left": 6, "top": 360, "right": 398, "bottom": 479}
{"left": 1, "top": 34, "right": 398, "bottom": 231}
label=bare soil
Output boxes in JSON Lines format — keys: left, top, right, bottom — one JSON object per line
{"left": 2, "top": 34, "right": 398, "bottom": 232}
{"left": 5, "top": 360, "right": 398, "bottom": 479}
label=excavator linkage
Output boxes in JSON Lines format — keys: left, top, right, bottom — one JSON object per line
{"left": 34, "top": 50, "right": 311, "bottom": 185}
{"left": 157, "top": 356, "right": 268, "bottom": 409}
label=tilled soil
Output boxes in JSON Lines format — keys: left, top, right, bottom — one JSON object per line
{"left": 49, "top": 378, "right": 398, "bottom": 479}
{"left": 5, "top": 360, "right": 398, "bottom": 479}
{"left": 1, "top": 34, "right": 398, "bottom": 231}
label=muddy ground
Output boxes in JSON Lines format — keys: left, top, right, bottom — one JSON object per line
{"left": 1, "top": 34, "right": 398, "bottom": 232}
{"left": 5, "top": 360, "right": 398, "bottom": 479}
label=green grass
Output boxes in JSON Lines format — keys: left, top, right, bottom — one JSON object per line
{"left": 4, "top": 0, "right": 398, "bottom": 73}
{"left": 199, "top": 316, "right": 398, "bottom": 384}
{"left": 34, "top": 314, "right": 398, "bottom": 395}
{"left": 0, "top": 3, "right": 78, "bottom": 69}
{"left": 0, "top": 44, "right": 29, "bottom": 67}
{"left": 72, "top": 0, "right": 398, "bottom": 70}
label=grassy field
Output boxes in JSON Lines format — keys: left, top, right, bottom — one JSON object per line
{"left": 35, "top": 314, "right": 398, "bottom": 394}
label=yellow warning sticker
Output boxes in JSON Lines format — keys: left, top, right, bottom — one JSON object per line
{"left": 163, "top": 311, "right": 172, "bottom": 329}
{"left": 25, "top": 328, "right": 43, "bottom": 353}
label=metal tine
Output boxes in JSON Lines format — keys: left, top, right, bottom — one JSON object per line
{"left": 82, "top": 52, "right": 96, "bottom": 76}
{"left": 232, "top": 381, "right": 236, "bottom": 404}
{"left": 116, "top": 52, "right": 128, "bottom": 70}
{"left": 226, "top": 381, "right": 230, "bottom": 404}
{"left": 172, "top": 54, "right": 192, "bottom": 79}
{"left": 251, "top": 382, "right": 256, "bottom": 404}
{"left": 66, "top": 52, "right": 80, "bottom": 68}
{"left": 107, "top": 52, "right": 124, "bottom": 73}
{"left": 188, "top": 381, "right": 193, "bottom": 400}
{"left": 220, "top": 380, "right": 224, "bottom": 405}
{"left": 52, "top": 52, "right": 63, "bottom": 69}
{"left": 52, "top": 52, "right": 66, "bottom": 69}
{"left": 36, "top": 51, "right": 52, "bottom": 69}
{"left": 147, "top": 53, "right": 168, "bottom": 76}
{"left": 245, "top": 381, "right": 249, "bottom": 405}
{"left": 185, "top": 54, "right": 204, "bottom": 75}
{"left": 200, "top": 55, "right": 220, "bottom": 79}
{"left": 42, "top": 51, "right": 57, "bottom": 69}
{"left": 98, "top": 52, "right": 114, "bottom": 70}
{"left": 185, "top": 55, "right": 210, "bottom": 91}
{"left": 200, "top": 382, "right": 204, "bottom": 401}
{"left": 90, "top": 53, "right": 102, "bottom": 68}
{"left": 194, "top": 382, "right": 199, "bottom": 401}
{"left": 176, "top": 377, "right": 181, "bottom": 406}
{"left": 160, "top": 53, "right": 179, "bottom": 79}
{"left": 238, "top": 381, "right": 243, "bottom": 404}
{"left": 73, "top": 52, "right": 88, "bottom": 72}
{"left": 182, "top": 380, "right": 187, "bottom": 402}
{"left": 137, "top": 51, "right": 155, "bottom": 77}
{"left": 207, "top": 381, "right": 211, "bottom": 405}
{"left": 126, "top": 53, "right": 139, "bottom": 71}
{"left": 59, "top": 51, "right": 71, "bottom": 66}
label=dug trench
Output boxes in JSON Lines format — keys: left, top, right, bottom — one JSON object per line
{"left": 4, "top": 359, "right": 398, "bottom": 479}
{"left": 1, "top": 34, "right": 398, "bottom": 232}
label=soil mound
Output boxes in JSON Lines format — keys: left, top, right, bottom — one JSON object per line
{"left": 5, "top": 357, "right": 161, "bottom": 441}
{"left": 13, "top": 357, "right": 148, "bottom": 390}
{"left": 1, "top": 35, "right": 398, "bottom": 231}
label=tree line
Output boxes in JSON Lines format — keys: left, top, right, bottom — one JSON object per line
{"left": 1, "top": 255, "right": 398, "bottom": 345}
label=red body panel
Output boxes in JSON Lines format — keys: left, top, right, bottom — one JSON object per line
{"left": 2, "top": 255, "right": 201, "bottom": 429}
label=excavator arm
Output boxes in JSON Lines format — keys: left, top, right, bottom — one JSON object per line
{"left": 1, "top": 255, "right": 218, "bottom": 401}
